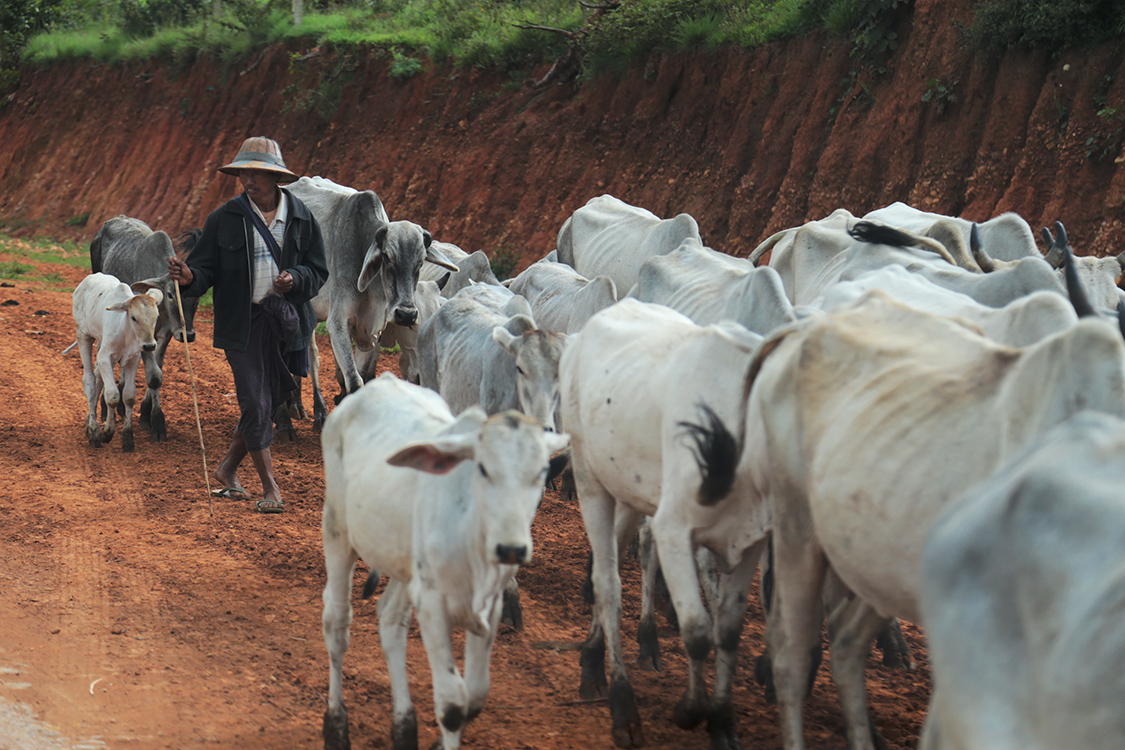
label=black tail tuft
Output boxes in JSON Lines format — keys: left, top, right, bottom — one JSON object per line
{"left": 178, "top": 227, "right": 202, "bottom": 254}
{"left": 547, "top": 448, "right": 571, "bottom": 489}
{"left": 848, "top": 221, "right": 917, "bottom": 249}
{"left": 677, "top": 403, "right": 739, "bottom": 506}
{"left": 361, "top": 570, "right": 381, "bottom": 599}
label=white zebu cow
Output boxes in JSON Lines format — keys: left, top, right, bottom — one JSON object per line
{"left": 416, "top": 286, "right": 565, "bottom": 432}
{"left": 863, "top": 201, "right": 1040, "bottom": 262}
{"left": 705, "top": 291, "right": 1125, "bottom": 750}
{"left": 748, "top": 210, "right": 959, "bottom": 305}
{"left": 628, "top": 237, "right": 798, "bottom": 333}
{"left": 556, "top": 194, "right": 702, "bottom": 294}
{"left": 560, "top": 298, "right": 767, "bottom": 749}
{"left": 920, "top": 410, "right": 1125, "bottom": 750}
{"left": 68, "top": 273, "right": 164, "bottom": 452}
{"left": 505, "top": 258, "right": 618, "bottom": 334}
{"left": 320, "top": 373, "right": 568, "bottom": 750}
{"left": 286, "top": 176, "right": 459, "bottom": 429}
{"left": 815, "top": 264, "right": 1078, "bottom": 346}
{"left": 753, "top": 211, "right": 1065, "bottom": 313}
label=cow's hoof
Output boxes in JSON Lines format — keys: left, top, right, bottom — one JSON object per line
{"left": 672, "top": 693, "right": 708, "bottom": 730}
{"left": 121, "top": 433, "right": 135, "bottom": 453}
{"left": 323, "top": 706, "right": 350, "bottom": 750}
{"left": 149, "top": 411, "right": 166, "bottom": 442}
{"left": 610, "top": 676, "right": 644, "bottom": 748}
{"left": 390, "top": 707, "right": 418, "bottom": 750}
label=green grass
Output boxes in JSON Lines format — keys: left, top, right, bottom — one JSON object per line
{"left": 16, "top": 0, "right": 863, "bottom": 75}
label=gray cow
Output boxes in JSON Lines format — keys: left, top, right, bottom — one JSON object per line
{"left": 417, "top": 284, "right": 565, "bottom": 432}
{"left": 89, "top": 215, "right": 200, "bottom": 442}
{"left": 286, "top": 176, "right": 458, "bottom": 430}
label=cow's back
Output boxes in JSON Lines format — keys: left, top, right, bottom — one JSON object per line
{"left": 92, "top": 216, "right": 173, "bottom": 282}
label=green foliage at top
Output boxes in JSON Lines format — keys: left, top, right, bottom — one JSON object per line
{"left": 14, "top": 0, "right": 1125, "bottom": 82}
{"left": 966, "top": 0, "right": 1125, "bottom": 53}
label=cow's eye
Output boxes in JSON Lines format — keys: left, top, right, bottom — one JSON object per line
{"left": 516, "top": 366, "right": 526, "bottom": 376}
{"left": 478, "top": 464, "right": 489, "bottom": 479}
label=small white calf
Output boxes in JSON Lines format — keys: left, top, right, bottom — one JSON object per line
{"left": 921, "top": 411, "right": 1125, "bottom": 750}
{"left": 69, "top": 272, "right": 163, "bottom": 452}
{"left": 320, "top": 373, "right": 568, "bottom": 750}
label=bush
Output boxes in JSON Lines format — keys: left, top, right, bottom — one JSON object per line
{"left": 967, "top": 0, "right": 1125, "bottom": 53}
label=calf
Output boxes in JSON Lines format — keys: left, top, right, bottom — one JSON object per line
{"left": 506, "top": 258, "right": 618, "bottom": 334}
{"left": 320, "top": 373, "right": 568, "bottom": 750}
{"left": 69, "top": 273, "right": 163, "bottom": 452}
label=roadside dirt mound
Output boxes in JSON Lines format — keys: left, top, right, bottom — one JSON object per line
{"left": 2, "top": 0, "right": 1125, "bottom": 269}
{"left": 0, "top": 246, "right": 930, "bottom": 748}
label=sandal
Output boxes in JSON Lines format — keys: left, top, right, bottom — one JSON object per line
{"left": 255, "top": 498, "right": 285, "bottom": 514}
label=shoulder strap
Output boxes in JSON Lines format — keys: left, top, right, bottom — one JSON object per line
{"left": 236, "top": 193, "right": 282, "bottom": 266}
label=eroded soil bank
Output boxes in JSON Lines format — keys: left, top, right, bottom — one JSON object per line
{"left": 2, "top": 0, "right": 1125, "bottom": 265}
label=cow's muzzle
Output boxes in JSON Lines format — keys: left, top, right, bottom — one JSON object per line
{"left": 142, "top": 343, "right": 157, "bottom": 352}
{"left": 496, "top": 544, "right": 528, "bottom": 565}
{"left": 393, "top": 307, "right": 418, "bottom": 327}
{"left": 175, "top": 329, "right": 196, "bottom": 344}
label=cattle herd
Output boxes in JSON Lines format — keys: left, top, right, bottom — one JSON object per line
{"left": 66, "top": 184, "right": 1125, "bottom": 750}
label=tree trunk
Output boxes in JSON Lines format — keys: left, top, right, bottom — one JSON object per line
{"left": 293, "top": 0, "right": 304, "bottom": 26}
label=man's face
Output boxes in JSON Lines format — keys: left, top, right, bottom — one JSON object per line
{"left": 238, "top": 169, "right": 281, "bottom": 203}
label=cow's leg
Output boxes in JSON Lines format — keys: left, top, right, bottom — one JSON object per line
{"left": 577, "top": 468, "right": 643, "bottom": 749}
{"left": 321, "top": 530, "right": 358, "bottom": 750}
{"left": 79, "top": 339, "right": 102, "bottom": 445}
{"left": 650, "top": 514, "right": 711, "bottom": 731}
{"left": 119, "top": 353, "right": 141, "bottom": 452}
{"left": 308, "top": 338, "right": 329, "bottom": 432}
{"left": 463, "top": 585, "right": 505, "bottom": 725}
{"left": 636, "top": 519, "right": 662, "bottom": 672}
{"left": 140, "top": 335, "right": 168, "bottom": 441}
{"left": 378, "top": 579, "right": 418, "bottom": 750}
{"left": 770, "top": 500, "right": 828, "bottom": 750}
{"left": 825, "top": 592, "right": 888, "bottom": 750}
{"left": 95, "top": 354, "right": 119, "bottom": 446}
{"left": 326, "top": 313, "right": 364, "bottom": 398}
{"left": 500, "top": 576, "right": 522, "bottom": 631}
{"left": 415, "top": 589, "right": 468, "bottom": 750}
{"left": 707, "top": 538, "right": 765, "bottom": 750}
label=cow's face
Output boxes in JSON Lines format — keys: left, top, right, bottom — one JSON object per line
{"left": 108, "top": 290, "right": 162, "bottom": 352}
{"left": 358, "top": 221, "right": 433, "bottom": 328}
{"left": 494, "top": 328, "right": 567, "bottom": 433}
{"left": 386, "top": 410, "right": 569, "bottom": 567}
{"left": 139, "top": 275, "right": 197, "bottom": 344}
{"left": 473, "top": 412, "right": 569, "bottom": 566}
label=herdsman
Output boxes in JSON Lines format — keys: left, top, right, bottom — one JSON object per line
{"left": 169, "top": 137, "right": 328, "bottom": 513}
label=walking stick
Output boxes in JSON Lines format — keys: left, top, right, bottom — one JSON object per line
{"left": 173, "top": 278, "right": 213, "bottom": 516}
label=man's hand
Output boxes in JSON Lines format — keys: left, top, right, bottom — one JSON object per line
{"left": 274, "top": 270, "right": 294, "bottom": 294}
{"left": 168, "top": 256, "right": 193, "bottom": 286}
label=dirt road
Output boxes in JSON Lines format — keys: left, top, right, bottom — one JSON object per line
{"left": 0, "top": 246, "right": 931, "bottom": 750}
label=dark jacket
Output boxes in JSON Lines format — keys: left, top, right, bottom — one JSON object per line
{"left": 182, "top": 188, "right": 328, "bottom": 352}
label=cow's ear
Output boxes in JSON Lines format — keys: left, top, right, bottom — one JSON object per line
{"left": 357, "top": 248, "right": 384, "bottom": 293}
{"left": 422, "top": 228, "right": 432, "bottom": 248}
{"left": 388, "top": 436, "right": 474, "bottom": 475}
{"left": 375, "top": 225, "right": 389, "bottom": 249}
{"left": 145, "top": 289, "right": 165, "bottom": 306}
{"left": 492, "top": 326, "right": 519, "bottom": 357}
{"left": 106, "top": 302, "right": 128, "bottom": 312}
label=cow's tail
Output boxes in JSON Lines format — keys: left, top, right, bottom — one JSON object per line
{"left": 361, "top": 569, "right": 383, "bottom": 599}
{"left": 849, "top": 220, "right": 956, "bottom": 265}
{"left": 61, "top": 341, "right": 78, "bottom": 356}
{"left": 678, "top": 403, "right": 739, "bottom": 506}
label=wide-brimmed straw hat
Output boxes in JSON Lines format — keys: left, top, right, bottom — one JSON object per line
{"left": 217, "top": 137, "right": 299, "bottom": 182}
